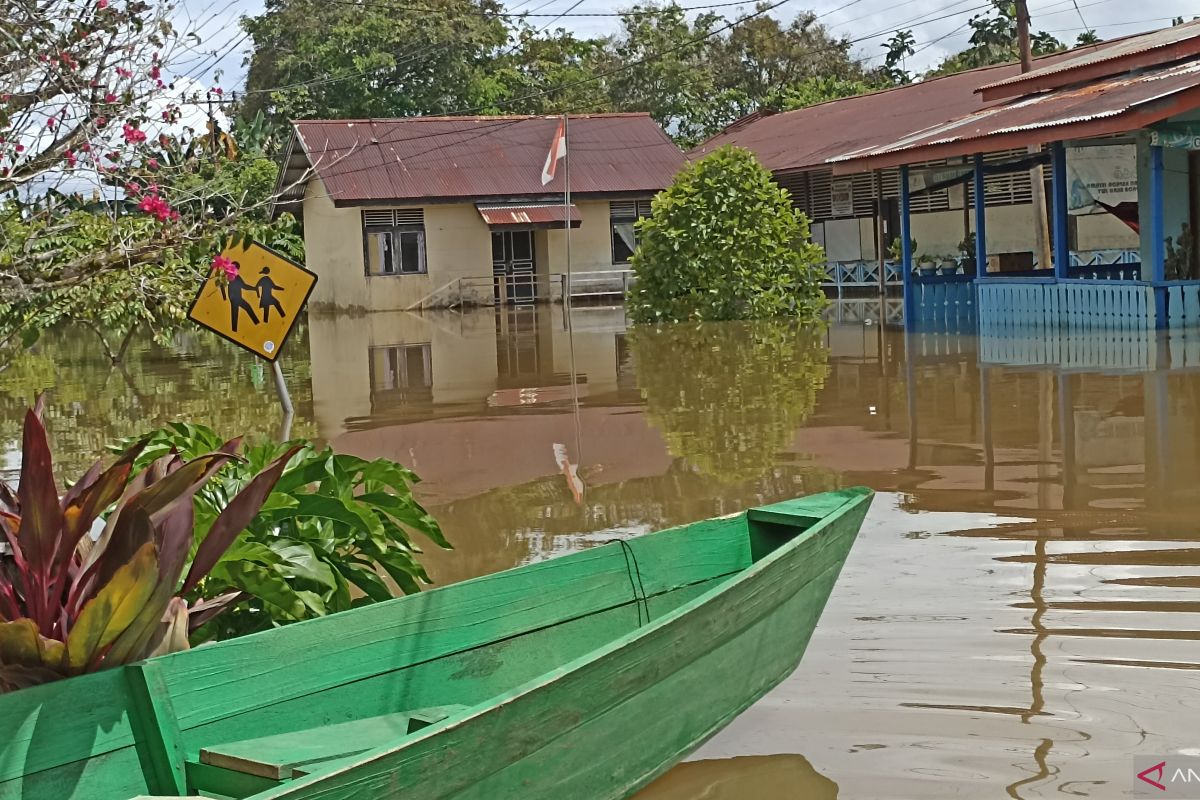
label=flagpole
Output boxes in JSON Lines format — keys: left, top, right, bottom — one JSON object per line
{"left": 563, "top": 112, "right": 572, "bottom": 310}
{"left": 562, "top": 113, "right": 585, "bottom": 507}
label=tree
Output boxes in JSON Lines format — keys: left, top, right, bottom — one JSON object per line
{"left": 487, "top": 27, "right": 613, "bottom": 116}
{"left": 628, "top": 146, "right": 827, "bottom": 323}
{"left": 0, "top": 0, "right": 301, "bottom": 362}
{"left": 601, "top": 4, "right": 867, "bottom": 145}
{"left": 240, "top": 0, "right": 510, "bottom": 125}
{"left": 928, "top": 1, "right": 1064, "bottom": 76}
{"left": 881, "top": 30, "right": 916, "bottom": 86}
{"left": 1075, "top": 30, "right": 1102, "bottom": 46}
{"left": 773, "top": 76, "right": 876, "bottom": 112}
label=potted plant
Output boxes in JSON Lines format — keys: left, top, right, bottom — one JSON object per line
{"left": 887, "top": 236, "right": 917, "bottom": 264}
{"left": 958, "top": 232, "right": 977, "bottom": 276}
{"left": 916, "top": 253, "right": 938, "bottom": 276}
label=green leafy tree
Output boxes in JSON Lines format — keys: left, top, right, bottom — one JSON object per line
{"left": 881, "top": 30, "right": 916, "bottom": 86}
{"left": 487, "top": 27, "right": 613, "bottom": 115}
{"left": 0, "top": 0, "right": 301, "bottom": 362}
{"left": 630, "top": 320, "right": 830, "bottom": 482}
{"left": 773, "top": 76, "right": 877, "bottom": 112}
{"left": 928, "top": 1, "right": 1064, "bottom": 76}
{"left": 628, "top": 146, "right": 827, "bottom": 323}
{"left": 601, "top": 4, "right": 867, "bottom": 144}
{"left": 1076, "top": 30, "right": 1102, "bottom": 46}
{"left": 240, "top": 0, "right": 510, "bottom": 125}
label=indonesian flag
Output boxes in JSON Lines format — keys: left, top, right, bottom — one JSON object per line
{"left": 541, "top": 117, "right": 566, "bottom": 186}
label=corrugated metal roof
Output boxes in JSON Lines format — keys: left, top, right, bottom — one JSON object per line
{"left": 829, "top": 59, "right": 1200, "bottom": 173}
{"left": 284, "top": 114, "right": 685, "bottom": 206}
{"left": 476, "top": 203, "right": 581, "bottom": 228}
{"left": 980, "top": 20, "right": 1200, "bottom": 100}
{"left": 692, "top": 57, "right": 1067, "bottom": 175}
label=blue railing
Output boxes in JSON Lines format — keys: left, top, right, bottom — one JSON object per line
{"left": 823, "top": 250, "right": 1140, "bottom": 292}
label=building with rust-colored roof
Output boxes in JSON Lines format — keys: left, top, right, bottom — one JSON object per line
{"left": 279, "top": 114, "right": 685, "bottom": 311}
{"left": 692, "top": 48, "right": 1140, "bottom": 288}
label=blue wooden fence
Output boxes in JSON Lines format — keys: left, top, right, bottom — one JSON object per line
{"left": 977, "top": 280, "right": 1158, "bottom": 335}
{"left": 909, "top": 275, "right": 976, "bottom": 332}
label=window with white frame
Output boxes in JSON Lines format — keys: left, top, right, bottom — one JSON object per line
{"left": 610, "top": 200, "right": 652, "bottom": 264}
{"left": 362, "top": 209, "right": 426, "bottom": 276}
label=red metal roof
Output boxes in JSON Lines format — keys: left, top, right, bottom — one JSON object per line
{"left": 476, "top": 203, "right": 581, "bottom": 228}
{"left": 979, "top": 20, "right": 1200, "bottom": 101}
{"left": 692, "top": 60, "right": 1043, "bottom": 175}
{"left": 829, "top": 58, "right": 1200, "bottom": 174}
{"left": 284, "top": 114, "right": 684, "bottom": 206}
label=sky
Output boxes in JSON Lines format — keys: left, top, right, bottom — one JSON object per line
{"left": 177, "top": 0, "right": 1199, "bottom": 96}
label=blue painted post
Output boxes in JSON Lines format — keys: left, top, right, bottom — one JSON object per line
{"left": 901, "top": 165, "right": 915, "bottom": 328}
{"left": 1052, "top": 142, "right": 1070, "bottom": 280}
{"left": 974, "top": 154, "right": 987, "bottom": 278}
{"left": 1150, "top": 144, "right": 1168, "bottom": 327}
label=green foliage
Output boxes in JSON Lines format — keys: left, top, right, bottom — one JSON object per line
{"left": 114, "top": 423, "right": 450, "bottom": 641}
{"left": 773, "top": 76, "right": 877, "bottom": 112}
{"left": 881, "top": 30, "right": 916, "bottom": 86}
{"left": 240, "top": 0, "right": 510, "bottom": 124}
{"left": 0, "top": 403, "right": 291, "bottom": 692}
{"left": 628, "top": 146, "right": 827, "bottom": 323}
{"left": 927, "top": 1, "right": 1064, "bottom": 76}
{"left": 630, "top": 320, "right": 830, "bottom": 482}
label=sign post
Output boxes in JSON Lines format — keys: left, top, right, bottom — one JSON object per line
{"left": 187, "top": 239, "right": 317, "bottom": 424}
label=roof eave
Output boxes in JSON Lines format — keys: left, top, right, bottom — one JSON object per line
{"left": 980, "top": 39, "right": 1200, "bottom": 101}
{"left": 828, "top": 96, "right": 1194, "bottom": 175}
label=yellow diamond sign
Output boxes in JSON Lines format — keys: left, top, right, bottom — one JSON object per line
{"left": 187, "top": 240, "right": 317, "bottom": 362}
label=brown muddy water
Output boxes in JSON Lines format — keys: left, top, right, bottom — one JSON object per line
{"left": 4, "top": 303, "right": 1199, "bottom": 799}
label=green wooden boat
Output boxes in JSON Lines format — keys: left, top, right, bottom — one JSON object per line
{"left": 1, "top": 487, "right": 871, "bottom": 800}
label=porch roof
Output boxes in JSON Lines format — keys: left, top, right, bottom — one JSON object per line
{"left": 476, "top": 203, "right": 582, "bottom": 229}
{"left": 829, "top": 58, "right": 1200, "bottom": 175}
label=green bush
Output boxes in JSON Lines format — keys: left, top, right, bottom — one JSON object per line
{"left": 628, "top": 146, "right": 828, "bottom": 323}
{"left": 113, "top": 423, "right": 448, "bottom": 641}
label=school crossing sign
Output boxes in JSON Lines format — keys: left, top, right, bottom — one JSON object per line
{"left": 187, "top": 240, "right": 317, "bottom": 362}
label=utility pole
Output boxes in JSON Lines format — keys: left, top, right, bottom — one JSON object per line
{"left": 1016, "top": 0, "right": 1053, "bottom": 272}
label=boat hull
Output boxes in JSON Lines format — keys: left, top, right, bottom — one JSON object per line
{"left": 0, "top": 488, "right": 871, "bottom": 800}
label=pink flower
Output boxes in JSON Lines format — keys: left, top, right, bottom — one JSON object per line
{"left": 116, "top": 67, "right": 132, "bottom": 78}
{"left": 125, "top": 181, "right": 140, "bottom": 195}
{"left": 211, "top": 255, "right": 238, "bottom": 280}
{"left": 148, "top": 65, "right": 161, "bottom": 80}
{"left": 104, "top": 93, "right": 117, "bottom": 104}
{"left": 138, "top": 193, "right": 174, "bottom": 222}
{"left": 122, "top": 123, "right": 146, "bottom": 144}
{"left": 64, "top": 150, "right": 77, "bottom": 168}
{"left": 98, "top": 0, "right": 108, "bottom": 7}
{"left": 95, "top": 116, "right": 107, "bottom": 127}
{"left": 146, "top": 157, "right": 158, "bottom": 170}
{"left": 212, "top": 87, "right": 223, "bottom": 96}
{"left": 15, "top": 144, "right": 24, "bottom": 153}
{"left": 46, "top": 118, "right": 56, "bottom": 130}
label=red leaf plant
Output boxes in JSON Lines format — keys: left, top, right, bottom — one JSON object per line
{"left": 0, "top": 399, "right": 297, "bottom": 692}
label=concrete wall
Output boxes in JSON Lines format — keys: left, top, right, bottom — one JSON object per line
{"left": 303, "top": 191, "right": 632, "bottom": 311}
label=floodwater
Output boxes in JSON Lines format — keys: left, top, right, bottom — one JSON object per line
{"left": 4, "top": 301, "right": 1200, "bottom": 798}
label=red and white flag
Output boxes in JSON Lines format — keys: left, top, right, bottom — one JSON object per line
{"left": 541, "top": 117, "right": 566, "bottom": 186}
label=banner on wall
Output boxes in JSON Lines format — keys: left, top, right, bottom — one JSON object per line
{"left": 1066, "top": 144, "right": 1138, "bottom": 215}
{"left": 831, "top": 179, "right": 854, "bottom": 217}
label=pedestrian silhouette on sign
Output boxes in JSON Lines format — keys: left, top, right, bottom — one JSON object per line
{"left": 219, "top": 262, "right": 259, "bottom": 333}
{"left": 255, "top": 267, "right": 286, "bottom": 323}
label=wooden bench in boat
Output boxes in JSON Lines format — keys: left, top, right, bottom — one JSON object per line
{"left": 193, "top": 705, "right": 469, "bottom": 785}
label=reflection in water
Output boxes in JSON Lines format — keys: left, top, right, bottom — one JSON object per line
{"left": 630, "top": 321, "right": 829, "bottom": 481}
{"left": 6, "top": 303, "right": 1200, "bottom": 798}
{"left": 636, "top": 754, "right": 837, "bottom": 799}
